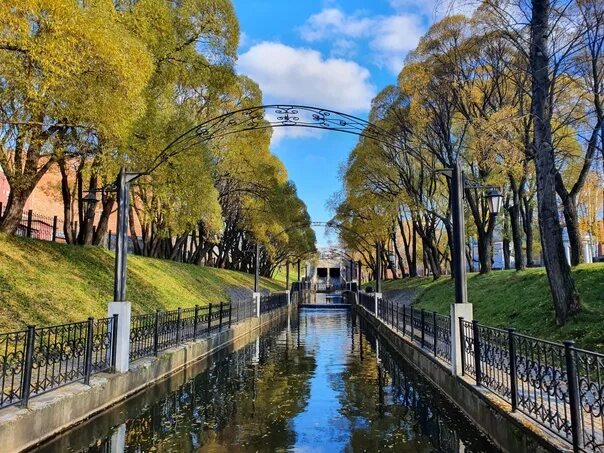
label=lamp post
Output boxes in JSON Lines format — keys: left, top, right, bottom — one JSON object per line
{"left": 84, "top": 167, "right": 146, "bottom": 373}
{"left": 375, "top": 242, "right": 382, "bottom": 294}
{"left": 451, "top": 161, "right": 467, "bottom": 306}
{"left": 449, "top": 160, "right": 503, "bottom": 376}
{"left": 285, "top": 260, "right": 290, "bottom": 305}
{"left": 253, "top": 242, "right": 261, "bottom": 317}
{"left": 486, "top": 188, "right": 504, "bottom": 215}
{"left": 81, "top": 191, "right": 99, "bottom": 221}
{"left": 374, "top": 242, "right": 382, "bottom": 315}
{"left": 254, "top": 242, "right": 260, "bottom": 293}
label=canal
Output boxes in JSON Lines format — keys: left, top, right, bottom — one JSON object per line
{"left": 34, "top": 309, "right": 497, "bottom": 452}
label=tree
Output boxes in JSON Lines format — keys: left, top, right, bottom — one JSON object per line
{"left": 554, "top": 0, "right": 604, "bottom": 264}
{"left": 529, "top": 0, "right": 580, "bottom": 323}
{"left": 0, "top": 0, "right": 152, "bottom": 233}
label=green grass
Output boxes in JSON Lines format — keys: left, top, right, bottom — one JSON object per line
{"left": 270, "top": 262, "right": 300, "bottom": 287}
{"left": 370, "top": 264, "right": 604, "bottom": 351}
{"left": 0, "top": 234, "right": 285, "bottom": 331}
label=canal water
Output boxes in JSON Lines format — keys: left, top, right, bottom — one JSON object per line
{"left": 35, "top": 309, "right": 497, "bottom": 452}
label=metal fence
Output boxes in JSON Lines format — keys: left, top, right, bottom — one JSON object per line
{"left": 361, "top": 295, "right": 604, "bottom": 452}
{"left": 1, "top": 205, "right": 118, "bottom": 249}
{"left": 260, "top": 293, "right": 288, "bottom": 314}
{"left": 0, "top": 317, "right": 115, "bottom": 409}
{"left": 0, "top": 292, "right": 290, "bottom": 410}
{"left": 359, "top": 292, "right": 375, "bottom": 312}
{"left": 372, "top": 297, "right": 452, "bottom": 367}
{"left": 9, "top": 208, "right": 65, "bottom": 242}
{"left": 130, "top": 303, "right": 233, "bottom": 361}
{"left": 458, "top": 320, "right": 604, "bottom": 451}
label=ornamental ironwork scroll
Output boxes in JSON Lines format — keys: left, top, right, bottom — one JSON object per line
{"left": 148, "top": 105, "right": 403, "bottom": 175}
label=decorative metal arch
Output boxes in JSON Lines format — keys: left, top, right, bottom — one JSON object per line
{"left": 268, "top": 220, "right": 359, "bottom": 242}
{"left": 146, "top": 105, "right": 404, "bottom": 174}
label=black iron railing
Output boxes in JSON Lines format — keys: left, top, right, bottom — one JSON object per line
{"left": 260, "top": 293, "right": 288, "bottom": 314}
{"left": 129, "top": 303, "right": 234, "bottom": 361}
{"left": 359, "top": 292, "right": 375, "bottom": 312}
{"left": 361, "top": 297, "right": 604, "bottom": 452}
{"left": 0, "top": 291, "right": 293, "bottom": 410}
{"left": 374, "top": 298, "right": 452, "bottom": 367}
{"left": 0, "top": 317, "right": 115, "bottom": 409}
{"left": 459, "top": 321, "right": 576, "bottom": 444}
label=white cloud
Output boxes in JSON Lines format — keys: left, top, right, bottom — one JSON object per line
{"left": 239, "top": 31, "right": 249, "bottom": 49}
{"left": 238, "top": 42, "right": 375, "bottom": 113}
{"left": 331, "top": 38, "right": 358, "bottom": 59}
{"left": 371, "top": 15, "right": 424, "bottom": 53}
{"left": 389, "top": 0, "right": 476, "bottom": 18}
{"left": 370, "top": 15, "right": 424, "bottom": 72}
{"left": 299, "top": 8, "right": 424, "bottom": 74}
{"left": 388, "top": 0, "right": 439, "bottom": 16}
{"left": 238, "top": 42, "right": 376, "bottom": 144}
{"left": 270, "top": 126, "right": 325, "bottom": 146}
{"left": 300, "top": 9, "right": 374, "bottom": 42}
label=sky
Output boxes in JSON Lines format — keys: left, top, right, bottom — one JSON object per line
{"left": 232, "top": 0, "right": 450, "bottom": 247}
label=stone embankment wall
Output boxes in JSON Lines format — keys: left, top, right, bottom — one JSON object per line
{"left": 0, "top": 305, "right": 292, "bottom": 453}
{"left": 356, "top": 305, "right": 571, "bottom": 453}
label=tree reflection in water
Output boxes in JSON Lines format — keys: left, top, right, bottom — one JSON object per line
{"left": 350, "top": 317, "right": 497, "bottom": 452}
{"left": 34, "top": 310, "right": 496, "bottom": 453}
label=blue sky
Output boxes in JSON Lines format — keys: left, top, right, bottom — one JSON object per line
{"left": 233, "top": 0, "right": 446, "bottom": 246}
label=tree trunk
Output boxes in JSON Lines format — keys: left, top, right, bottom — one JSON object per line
{"left": 503, "top": 238, "right": 511, "bottom": 270}
{"left": 411, "top": 223, "right": 417, "bottom": 277}
{"left": 78, "top": 172, "right": 97, "bottom": 246}
{"left": 466, "top": 240, "right": 474, "bottom": 273}
{"left": 477, "top": 231, "right": 493, "bottom": 274}
{"left": 521, "top": 195, "right": 535, "bottom": 266}
{"left": 58, "top": 159, "right": 75, "bottom": 244}
{"left": 530, "top": 0, "right": 579, "bottom": 324}
{"left": 0, "top": 131, "right": 53, "bottom": 234}
{"left": 508, "top": 203, "right": 525, "bottom": 270}
{"left": 92, "top": 195, "right": 115, "bottom": 247}
{"left": 128, "top": 206, "right": 142, "bottom": 255}
{"left": 507, "top": 178, "right": 525, "bottom": 271}
{"left": 398, "top": 215, "right": 417, "bottom": 277}
{"left": 393, "top": 234, "right": 406, "bottom": 278}
{"left": 0, "top": 189, "right": 31, "bottom": 235}
{"left": 561, "top": 194, "right": 582, "bottom": 265}
{"left": 466, "top": 189, "right": 496, "bottom": 274}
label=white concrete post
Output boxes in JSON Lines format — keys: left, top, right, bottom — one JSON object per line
{"left": 253, "top": 292, "right": 261, "bottom": 317}
{"left": 374, "top": 292, "right": 382, "bottom": 316}
{"left": 108, "top": 302, "right": 131, "bottom": 373}
{"left": 450, "top": 303, "right": 473, "bottom": 376}
{"left": 253, "top": 336, "right": 260, "bottom": 364}
{"left": 110, "top": 423, "right": 126, "bottom": 453}
{"left": 584, "top": 235, "right": 593, "bottom": 263}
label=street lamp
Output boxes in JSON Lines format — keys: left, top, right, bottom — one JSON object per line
{"left": 447, "top": 160, "right": 503, "bottom": 376}
{"left": 486, "top": 188, "right": 503, "bottom": 215}
{"left": 81, "top": 191, "right": 99, "bottom": 220}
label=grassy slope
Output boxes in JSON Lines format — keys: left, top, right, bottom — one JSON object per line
{"left": 374, "top": 264, "right": 604, "bottom": 351}
{"left": 0, "top": 234, "right": 285, "bottom": 331}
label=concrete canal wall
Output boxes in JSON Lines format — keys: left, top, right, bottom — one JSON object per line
{"left": 356, "top": 305, "right": 572, "bottom": 453}
{"left": 0, "top": 305, "right": 293, "bottom": 453}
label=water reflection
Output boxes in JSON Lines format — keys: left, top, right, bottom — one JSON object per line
{"left": 34, "top": 309, "right": 496, "bottom": 452}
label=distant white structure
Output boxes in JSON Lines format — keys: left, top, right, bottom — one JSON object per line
{"left": 307, "top": 248, "right": 356, "bottom": 291}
